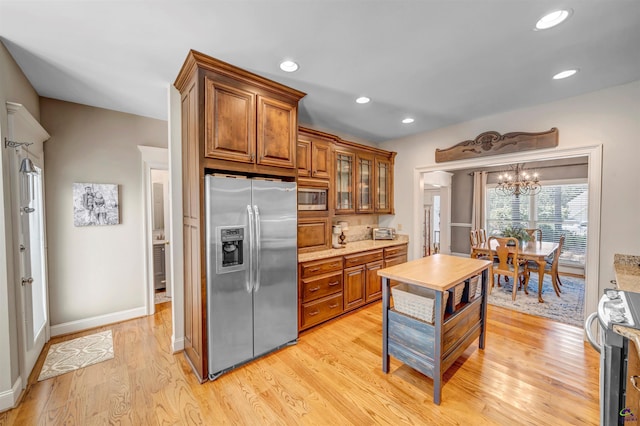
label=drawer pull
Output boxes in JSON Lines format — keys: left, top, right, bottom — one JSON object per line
{"left": 632, "top": 375, "right": 640, "bottom": 392}
{"left": 309, "top": 310, "right": 320, "bottom": 316}
{"left": 308, "top": 267, "right": 320, "bottom": 273}
{"left": 309, "top": 286, "right": 320, "bottom": 292}
{"left": 329, "top": 281, "right": 340, "bottom": 286}
{"left": 329, "top": 303, "right": 339, "bottom": 309}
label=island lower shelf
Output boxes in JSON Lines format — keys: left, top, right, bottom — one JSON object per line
{"left": 387, "top": 297, "right": 483, "bottom": 378}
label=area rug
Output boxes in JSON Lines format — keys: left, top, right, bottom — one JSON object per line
{"left": 38, "top": 330, "right": 114, "bottom": 381}
{"left": 487, "top": 273, "right": 585, "bottom": 327}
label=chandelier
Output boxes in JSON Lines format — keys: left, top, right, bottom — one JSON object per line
{"left": 496, "top": 164, "right": 541, "bottom": 197}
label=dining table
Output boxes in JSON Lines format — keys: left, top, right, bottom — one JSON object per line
{"left": 471, "top": 240, "right": 560, "bottom": 303}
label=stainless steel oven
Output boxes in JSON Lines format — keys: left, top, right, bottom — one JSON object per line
{"left": 585, "top": 289, "right": 637, "bottom": 426}
{"left": 298, "top": 187, "right": 327, "bottom": 211}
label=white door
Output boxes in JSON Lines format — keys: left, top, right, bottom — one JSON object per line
{"left": 18, "top": 161, "right": 48, "bottom": 380}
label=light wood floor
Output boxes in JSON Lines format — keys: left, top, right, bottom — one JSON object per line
{"left": 1, "top": 302, "right": 599, "bottom": 425}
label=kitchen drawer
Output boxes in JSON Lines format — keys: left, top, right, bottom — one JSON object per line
{"left": 384, "top": 244, "right": 408, "bottom": 259}
{"left": 344, "top": 249, "right": 383, "bottom": 268}
{"left": 301, "top": 271, "right": 343, "bottom": 303}
{"left": 300, "top": 257, "right": 343, "bottom": 278}
{"left": 301, "top": 293, "right": 343, "bottom": 329}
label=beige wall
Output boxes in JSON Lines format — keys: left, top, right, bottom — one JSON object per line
{"left": 39, "top": 98, "right": 167, "bottom": 332}
{"left": 379, "top": 80, "right": 640, "bottom": 298}
{"left": 0, "top": 40, "right": 41, "bottom": 408}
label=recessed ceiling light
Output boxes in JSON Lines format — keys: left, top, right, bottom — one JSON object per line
{"left": 402, "top": 118, "right": 414, "bottom": 124}
{"left": 356, "top": 96, "right": 371, "bottom": 104}
{"left": 279, "top": 60, "right": 299, "bottom": 72}
{"left": 535, "top": 10, "right": 570, "bottom": 30}
{"left": 553, "top": 69, "right": 578, "bottom": 80}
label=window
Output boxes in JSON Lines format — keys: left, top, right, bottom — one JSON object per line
{"left": 486, "top": 181, "right": 588, "bottom": 266}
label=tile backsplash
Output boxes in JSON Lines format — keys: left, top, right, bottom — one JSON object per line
{"left": 333, "top": 215, "right": 378, "bottom": 243}
{"left": 614, "top": 253, "right": 640, "bottom": 265}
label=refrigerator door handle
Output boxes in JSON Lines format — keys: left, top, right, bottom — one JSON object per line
{"left": 246, "top": 204, "right": 255, "bottom": 293}
{"left": 253, "top": 205, "right": 261, "bottom": 292}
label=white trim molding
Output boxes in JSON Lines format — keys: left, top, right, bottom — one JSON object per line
{"left": 0, "top": 377, "right": 22, "bottom": 412}
{"left": 412, "top": 144, "right": 602, "bottom": 327}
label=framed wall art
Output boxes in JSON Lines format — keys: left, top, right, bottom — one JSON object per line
{"left": 73, "top": 183, "right": 120, "bottom": 226}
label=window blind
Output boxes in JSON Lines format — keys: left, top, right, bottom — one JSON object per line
{"left": 485, "top": 182, "right": 588, "bottom": 266}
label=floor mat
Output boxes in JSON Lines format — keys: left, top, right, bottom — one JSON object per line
{"left": 38, "top": 330, "right": 114, "bottom": 381}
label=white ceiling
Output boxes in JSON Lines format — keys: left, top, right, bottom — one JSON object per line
{"left": 1, "top": 1, "right": 639, "bottom": 143}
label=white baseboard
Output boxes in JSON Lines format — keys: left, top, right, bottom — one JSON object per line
{"left": 0, "top": 377, "right": 22, "bottom": 412}
{"left": 50, "top": 307, "right": 146, "bottom": 337}
{"left": 172, "top": 335, "right": 185, "bottom": 353}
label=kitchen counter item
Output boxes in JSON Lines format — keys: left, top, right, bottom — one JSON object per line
{"left": 378, "top": 254, "right": 491, "bottom": 405}
{"left": 373, "top": 227, "right": 396, "bottom": 240}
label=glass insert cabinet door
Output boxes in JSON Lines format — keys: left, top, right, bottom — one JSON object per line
{"left": 376, "top": 157, "right": 391, "bottom": 213}
{"left": 357, "top": 154, "right": 373, "bottom": 213}
{"left": 335, "top": 151, "right": 355, "bottom": 213}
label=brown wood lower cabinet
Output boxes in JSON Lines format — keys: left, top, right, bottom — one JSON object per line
{"left": 365, "top": 260, "right": 384, "bottom": 302}
{"left": 384, "top": 245, "right": 408, "bottom": 288}
{"left": 298, "top": 243, "right": 407, "bottom": 331}
{"left": 343, "top": 265, "right": 366, "bottom": 311}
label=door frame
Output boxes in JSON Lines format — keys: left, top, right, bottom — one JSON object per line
{"left": 412, "top": 144, "right": 602, "bottom": 320}
{"left": 138, "top": 146, "right": 168, "bottom": 316}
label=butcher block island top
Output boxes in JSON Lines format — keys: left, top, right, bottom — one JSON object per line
{"left": 377, "top": 253, "right": 491, "bottom": 292}
{"left": 377, "top": 254, "right": 492, "bottom": 405}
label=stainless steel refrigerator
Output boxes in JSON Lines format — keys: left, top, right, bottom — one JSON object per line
{"left": 205, "top": 174, "right": 298, "bottom": 380}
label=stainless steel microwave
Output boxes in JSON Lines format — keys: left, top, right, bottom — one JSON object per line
{"left": 298, "top": 187, "right": 328, "bottom": 211}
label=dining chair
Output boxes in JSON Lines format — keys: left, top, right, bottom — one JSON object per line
{"left": 477, "top": 229, "right": 487, "bottom": 244}
{"left": 488, "top": 236, "right": 530, "bottom": 301}
{"left": 469, "top": 229, "right": 479, "bottom": 247}
{"left": 527, "top": 234, "right": 565, "bottom": 296}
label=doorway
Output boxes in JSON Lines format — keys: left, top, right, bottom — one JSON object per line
{"left": 151, "top": 169, "right": 171, "bottom": 305}
{"left": 413, "top": 145, "right": 602, "bottom": 318}
{"left": 138, "top": 145, "right": 171, "bottom": 317}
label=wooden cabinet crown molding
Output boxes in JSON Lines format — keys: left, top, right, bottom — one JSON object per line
{"left": 298, "top": 126, "right": 397, "bottom": 159}
{"left": 175, "top": 50, "right": 306, "bottom": 102}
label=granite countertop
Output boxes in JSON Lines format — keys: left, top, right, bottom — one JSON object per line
{"left": 298, "top": 234, "right": 409, "bottom": 263}
{"left": 612, "top": 254, "right": 640, "bottom": 352}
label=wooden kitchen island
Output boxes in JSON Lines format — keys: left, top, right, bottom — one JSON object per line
{"left": 378, "top": 254, "right": 492, "bottom": 404}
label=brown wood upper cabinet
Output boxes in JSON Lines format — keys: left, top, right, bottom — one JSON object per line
{"left": 375, "top": 156, "right": 393, "bottom": 214}
{"left": 175, "top": 50, "right": 305, "bottom": 177}
{"left": 297, "top": 131, "right": 332, "bottom": 179}
{"left": 205, "top": 78, "right": 298, "bottom": 169}
{"left": 336, "top": 143, "right": 395, "bottom": 215}
{"left": 356, "top": 152, "right": 374, "bottom": 213}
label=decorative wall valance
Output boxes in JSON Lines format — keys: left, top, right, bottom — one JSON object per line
{"left": 435, "top": 128, "right": 558, "bottom": 163}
